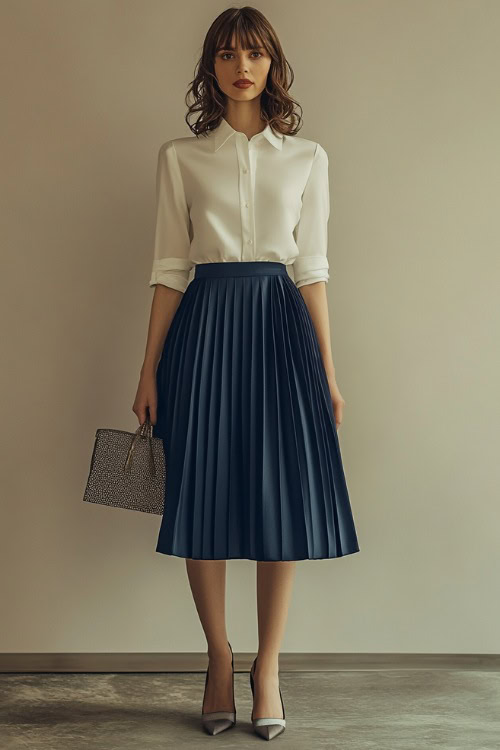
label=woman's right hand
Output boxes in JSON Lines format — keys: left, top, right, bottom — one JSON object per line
{"left": 133, "top": 369, "right": 158, "bottom": 426}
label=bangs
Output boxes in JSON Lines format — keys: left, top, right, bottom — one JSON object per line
{"left": 214, "top": 22, "right": 269, "bottom": 55}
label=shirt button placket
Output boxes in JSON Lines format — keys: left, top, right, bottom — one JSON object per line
{"left": 237, "top": 134, "right": 254, "bottom": 261}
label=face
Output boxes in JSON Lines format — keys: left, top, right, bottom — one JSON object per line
{"left": 214, "top": 34, "right": 272, "bottom": 104}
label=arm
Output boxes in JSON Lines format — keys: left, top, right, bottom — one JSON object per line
{"left": 134, "top": 284, "right": 183, "bottom": 427}
{"left": 299, "top": 282, "right": 335, "bottom": 379}
{"left": 293, "top": 143, "right": 346, "bottom": 428}
{"left": 133, "top": 141, "right": 193, "bottom": 426}
{"left": 299, "top": 282, "right": 345, "bottom": 427}
{"left": 140, "top": 284, "right": 183, "bottom": 377}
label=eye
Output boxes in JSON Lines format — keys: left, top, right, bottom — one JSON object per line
{"left": 219, "top": 51, "right": 264, "bottom": 60}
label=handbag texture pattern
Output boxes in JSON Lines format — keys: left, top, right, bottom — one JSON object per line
{"left": 83, "top": 416, "right": 165, "bottom": 515}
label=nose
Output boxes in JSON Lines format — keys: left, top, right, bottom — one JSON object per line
{"left": 236, "top": 55, "right": 249, "bottom": 74}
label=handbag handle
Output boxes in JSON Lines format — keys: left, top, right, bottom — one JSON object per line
{"left": 123, "top": 415, "right": 156, "bottom": 477}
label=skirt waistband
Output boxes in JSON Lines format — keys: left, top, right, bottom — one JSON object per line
{"left": 194, "top": 261, "right": 287, "bottom": 278}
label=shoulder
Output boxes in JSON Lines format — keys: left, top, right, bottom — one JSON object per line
{"left": 156, "top": 139, "right": 177, "bottom": 167}
{"left": 158, "top": 133, "right": 210, "bottom": 160}
{"left": 157, "top": 138, "right": 183, "bottom": 158}
{"left": 283, "top": 134, "right": 329, "bottom": 163}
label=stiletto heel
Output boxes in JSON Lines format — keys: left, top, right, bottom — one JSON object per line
{"left": 201, "top": 640, "right": 236, "bottom": 735}
{"left": 249, "top": 656, "right": 286, "bottom": 740}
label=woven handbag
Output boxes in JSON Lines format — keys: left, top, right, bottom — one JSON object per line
{"left": 83, "top": 415, "right": 165, "bottom": 515}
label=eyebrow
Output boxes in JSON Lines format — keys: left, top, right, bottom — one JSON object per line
{"left": 217, "top": 46, "right": 265, "bottom": 51}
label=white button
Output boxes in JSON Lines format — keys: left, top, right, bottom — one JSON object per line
{"left": 244, "top": 202, "right": 249, "bottom": 207}
{"left": 242, "top": 168, "right": 248, "bottom": 173}
{"left": 247, "top": 239, "right": 253, "bottom": 244}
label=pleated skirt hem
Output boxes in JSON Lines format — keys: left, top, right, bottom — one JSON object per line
{"left": 155, "top": 545, "right": 360, "bottom": 563}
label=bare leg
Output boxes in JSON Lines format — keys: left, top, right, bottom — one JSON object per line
{"left": 185, "top": 559, "right": 234, "bottom": 713}
{"left": 252, "top": 561, "right": 297, "bottom": 719}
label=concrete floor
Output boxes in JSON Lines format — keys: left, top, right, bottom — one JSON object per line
{"left": 1, "top": 670, "right": 499, "bottom": 749}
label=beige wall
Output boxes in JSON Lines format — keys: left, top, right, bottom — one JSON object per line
{"left": 1, "top": 0, "right": 499, "bottom": 655}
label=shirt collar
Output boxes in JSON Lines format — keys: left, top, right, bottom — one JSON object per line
{"left": 212, "top": 116, "right": 284, "bottom": 152}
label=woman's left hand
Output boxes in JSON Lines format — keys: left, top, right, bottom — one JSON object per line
{"left": 326, "top": 374, "right": 345, "bottom": 429}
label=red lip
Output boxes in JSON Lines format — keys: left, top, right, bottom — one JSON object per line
{"left": 233, "top": 80, "right": 253, "bottom": 87}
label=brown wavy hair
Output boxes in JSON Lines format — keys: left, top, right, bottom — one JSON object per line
{"left": 184, "top": 6, "right": 303, "bottom": 138}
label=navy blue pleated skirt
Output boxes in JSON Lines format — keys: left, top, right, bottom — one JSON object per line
{"left": 152, "top": 261, "right": 360, "bottom": 561}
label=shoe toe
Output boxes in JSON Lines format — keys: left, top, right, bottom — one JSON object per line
{"left": 255, "top": 723, "right": 286, "bottom": 740}
{"left": 203, "top": 717, "right": 234, "bottom": 735}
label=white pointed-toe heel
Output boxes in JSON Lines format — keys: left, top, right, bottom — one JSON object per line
{"left": 201, "top": 641, "right": 236, "bottom": 735}
{"left": 249, "top": 656, "right": 286, "bottom": 740}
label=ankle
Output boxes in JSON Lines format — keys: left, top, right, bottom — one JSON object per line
{"left": 254, "top": 653, "right": 280, "bottom": 675}
{"left": 207, "top": 641, "right": 232, "bottom": 661}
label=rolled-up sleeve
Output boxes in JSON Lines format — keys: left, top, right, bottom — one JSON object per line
{"left": 292, "top": 142, "right": 330, "bottom": 288}
{"left": 149, "top": 140, "right": 193, "bottom": 293}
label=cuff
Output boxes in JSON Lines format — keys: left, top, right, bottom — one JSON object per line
{"left": 149, "top": 258, "right": 192, "bottom": 293}
{"left": 293, "top": 255, "right": 329, "bottom": 288}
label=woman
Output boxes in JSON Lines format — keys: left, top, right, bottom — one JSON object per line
{"left": 133, "top": 6, "right": 360, "bottom": 741}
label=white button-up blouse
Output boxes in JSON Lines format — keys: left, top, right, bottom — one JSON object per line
{"left": 149, "top": 116, "right": 330, "bottom": 293}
